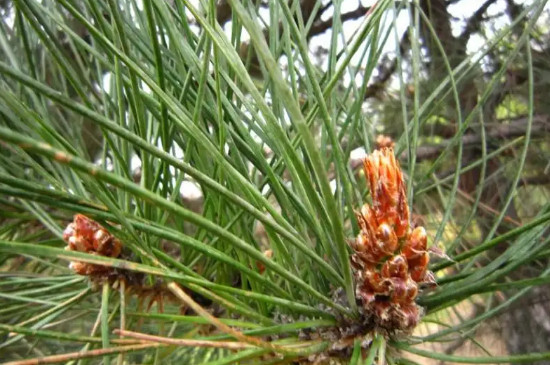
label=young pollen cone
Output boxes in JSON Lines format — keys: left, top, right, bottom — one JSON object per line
{"left": 63, "top": 214, "right": 122, "bottom": 276}
{"left": 351, "top": 147, "right": 433, "bottom": 332}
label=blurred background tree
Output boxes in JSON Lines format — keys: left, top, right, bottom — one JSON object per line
{"left": 0, "top": 0, "right": 549, "bottom": 364}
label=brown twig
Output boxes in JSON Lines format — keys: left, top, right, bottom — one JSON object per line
{"left": 114, "top": 329, "right": 255, "bottom": 349}
{"left": 3, "top": 343, "right": 163, "bottom": 365}
{"left": 167, "top": 282, "right": 292, "bottom": 354}
{"left": 455, "top": 188, "right": 522, "bottom": 226}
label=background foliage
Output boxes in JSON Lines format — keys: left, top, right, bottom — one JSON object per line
{"left": 0, "top": 0, "right": 549, "bottom": 363}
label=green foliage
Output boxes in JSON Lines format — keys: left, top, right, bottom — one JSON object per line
{"left": 0, "top": 0, "right": 549, "bottom": 363}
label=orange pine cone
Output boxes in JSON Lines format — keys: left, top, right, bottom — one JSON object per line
{"left": 63, "top": 214, "right": 122, "bottom": 276}
{"left": 351, "top": 147, "right": 432, "bottom": 332}
{"left": 362, "top": 148, "right": 409, "bottom": 238}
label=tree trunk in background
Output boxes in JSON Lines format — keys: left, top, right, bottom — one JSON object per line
{"left": 499, "top": 285, "right": 550, "bottom": 364}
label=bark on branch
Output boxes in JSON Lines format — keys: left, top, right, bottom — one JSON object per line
{"left": 414, "top": 115, "right": 550, "bottom": 161}
{"left": 307, "top": 5, "right": 371, "bottom": 38}
{"left": 339, "top": 115, "right": 550, "bottom": 181}
{"left": 458, "top": 0, "right": 499, "bottom": 44}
